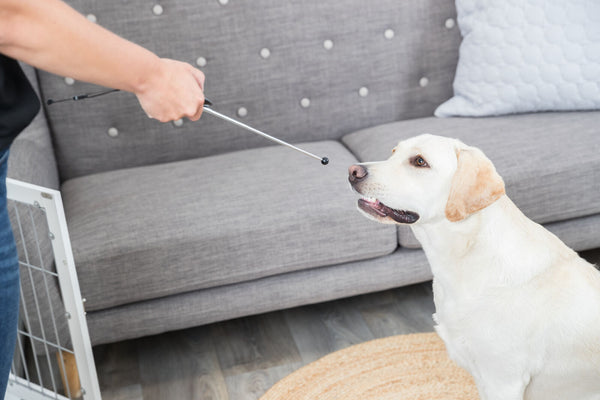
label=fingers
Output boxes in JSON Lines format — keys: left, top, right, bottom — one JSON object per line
{"left": 186, "top": 66, "right": 205, "bottom": 121}
{"left": 190, "top": 66, "right": 205, "bottom": 91}
{"left": 186, "top": 67, "right": 205, "bottom": 121}
{"left": 135, "top": 58, "right": 206, "bottom": 123}
{"left": 154, "top": 68, "right": 205, "bottom": 122}
{"left": 188, "top": 93, "right": 205, "bottom": 121}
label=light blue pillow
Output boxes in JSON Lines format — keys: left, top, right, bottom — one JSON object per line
{"left": 435, "top": 0, "right": 600, "bottom": 117}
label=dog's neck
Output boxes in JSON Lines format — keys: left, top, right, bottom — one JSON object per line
{"left": 411, "top": 195, "right": 574, "bottom": 295}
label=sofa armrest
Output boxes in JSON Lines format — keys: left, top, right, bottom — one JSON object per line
{"left": 7, "top": 63, "right": 60, "bottom": 190}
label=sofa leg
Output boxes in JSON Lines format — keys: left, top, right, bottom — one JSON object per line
{"left": 56, "top": 351, "right": 82, "bottom": 398}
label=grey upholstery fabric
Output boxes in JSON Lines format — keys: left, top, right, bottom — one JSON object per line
{"left": 38, "top": 0, "right": 461, "bottom": 180}
{"left": 397, "top": 226, "right": 422, "bottom": 249}
{"left": 544, "top": 213, "right": 600, "bottom": 252}
{"left": 61, "top": 141, "right": 397, "bottom": 311}
{"left": 81, "top": 212, "right": 600, "bottom": 346}
{"left": 342, "top": 111, "right": 600, "bottom": 247}
{"left": 7, "top": 63, "right": 59, "bottom": 190}
{"left": 86, "top": 247, "right": 432, "bottom": 346}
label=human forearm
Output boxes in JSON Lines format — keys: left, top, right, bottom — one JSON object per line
{"left": 0, "top": 0, "right": 160, "bottom": 93}
{"left": 0, "top": 0, "right": 206, "bottom": 122}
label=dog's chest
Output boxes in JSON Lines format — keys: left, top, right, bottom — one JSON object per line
{"left": 431, "top": 279, "right": 529, "bottom": 372}
{"left": 432, "top": 281, "right": 482, "bottom": 370}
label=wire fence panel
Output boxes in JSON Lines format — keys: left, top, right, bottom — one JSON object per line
{"left": 5, "top": 178, "right": 101, "bottom": 400}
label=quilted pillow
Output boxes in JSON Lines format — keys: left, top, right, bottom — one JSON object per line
{"left": 435, "top": 0, "right": 600, "bottom": 117}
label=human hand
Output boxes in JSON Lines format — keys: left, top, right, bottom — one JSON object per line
{"left": 135, "top": 58, "right": 205, "bottom": 123}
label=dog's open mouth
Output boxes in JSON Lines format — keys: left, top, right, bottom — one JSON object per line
{"left": 358, "top": 197, "right": 420, "bottom": 224}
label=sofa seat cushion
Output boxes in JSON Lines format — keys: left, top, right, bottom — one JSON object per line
{"left": 61, "top": 141, "right": 397, "bottom": 312}
{"left": 342, "top": 111, "right": 600, "bottom": 247}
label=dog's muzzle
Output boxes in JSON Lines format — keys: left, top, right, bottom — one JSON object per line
{"left": 348, "top": 164, "right": 420, "bottom": 224}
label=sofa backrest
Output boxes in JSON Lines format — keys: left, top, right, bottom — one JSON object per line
{"left": 37, "top": 0, "right": 461, "bottom": 181}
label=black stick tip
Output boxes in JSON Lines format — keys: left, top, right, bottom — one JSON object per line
{"left": 321, "top": 157, "right": 329, "bottom": 165}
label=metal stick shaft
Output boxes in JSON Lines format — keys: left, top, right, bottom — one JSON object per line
{"left": 46, "top": 89, "right": 329, "bottom": 164}
{"left": 202, "top": 106, "right": 324, "bottom": 162}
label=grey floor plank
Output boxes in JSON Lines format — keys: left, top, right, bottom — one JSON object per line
{"left": 390, "top": 281, "right": 436, "bottom": 333}
{"left": 137, "top": 326, "right": 227, "bottom": 400}
{"left": 352, "top": 283, "right": 435, "bottom": 338}
{"left": 224, "top": 362, "right": 303, "bottom": 400}
{"left": 210, "top": 311, "right": 301, "bottom": 377}
{"left": 94, "top": 340, "right": 142, "bottom": 400}
{"left": 284, "top": 299, "right": 374, "bottom": 365}
{"left": 99, "top": 384, "right": 144, "bottom": 400}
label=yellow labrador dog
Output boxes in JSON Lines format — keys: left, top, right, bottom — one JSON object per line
{"left": 348, "top": 134, "right": 600, "bottom": 400}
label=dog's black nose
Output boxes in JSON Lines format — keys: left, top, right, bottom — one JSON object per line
{"left": 348, "top": 164, "right": 368, "bottom": 183}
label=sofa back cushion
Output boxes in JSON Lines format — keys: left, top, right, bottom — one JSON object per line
{"left": 38, "top": 0, "right": 461, "bottom": 180}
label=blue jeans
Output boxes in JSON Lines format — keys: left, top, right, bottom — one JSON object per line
{"left": 0, "top": 148, "right": 19, "bottom": 399}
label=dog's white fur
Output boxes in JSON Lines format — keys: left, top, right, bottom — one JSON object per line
{"left": 350, "top": 134, "right": 600, "bottom": 400}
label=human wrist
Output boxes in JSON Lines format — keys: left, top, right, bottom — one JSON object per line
{"left": 131, "top": 53, "right": 164, "bottom": 96}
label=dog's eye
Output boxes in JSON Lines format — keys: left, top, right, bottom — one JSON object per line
{"left": 410, "top": 155, "right": 430, "bottom": 168}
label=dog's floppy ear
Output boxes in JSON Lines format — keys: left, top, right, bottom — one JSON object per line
{"left": 445, "top": 147, "right": 505, "bottom": 222}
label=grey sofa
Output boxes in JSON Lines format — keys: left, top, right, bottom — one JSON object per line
{"left": 8, "top": 0, "right": 600, "bottom": 349}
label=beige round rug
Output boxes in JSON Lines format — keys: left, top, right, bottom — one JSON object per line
{"left": 260, "top": 332, "right": 479, "bottom": 400}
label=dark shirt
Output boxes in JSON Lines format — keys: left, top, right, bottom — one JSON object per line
{"left": 0, "top": 54, "right": 40, "bottom": 151}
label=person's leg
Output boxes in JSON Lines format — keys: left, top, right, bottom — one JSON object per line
{"left": 0, "top": 148, "right": 20, "bottom": 398}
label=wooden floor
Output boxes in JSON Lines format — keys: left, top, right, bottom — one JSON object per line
{"left": 93, "top": 249, "right": 600, "bottom": 400}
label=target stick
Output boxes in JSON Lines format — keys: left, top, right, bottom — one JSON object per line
{"left": 202, "top": 100, "right": 328, "bottom": 165}
{"left": 47, "top": 91, "right": 329, "bottom": 165}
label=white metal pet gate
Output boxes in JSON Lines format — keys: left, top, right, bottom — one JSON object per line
{"left": 5, "top": 179, "right": 101, "bottom": 400}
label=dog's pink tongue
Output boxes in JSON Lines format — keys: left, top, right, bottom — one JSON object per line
{"left": 359, "top": 198, "right": 388, "bottom": 217}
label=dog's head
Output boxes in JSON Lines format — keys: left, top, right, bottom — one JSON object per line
{"left": 348, "top": 134, "right": 505, "bottom": 225}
